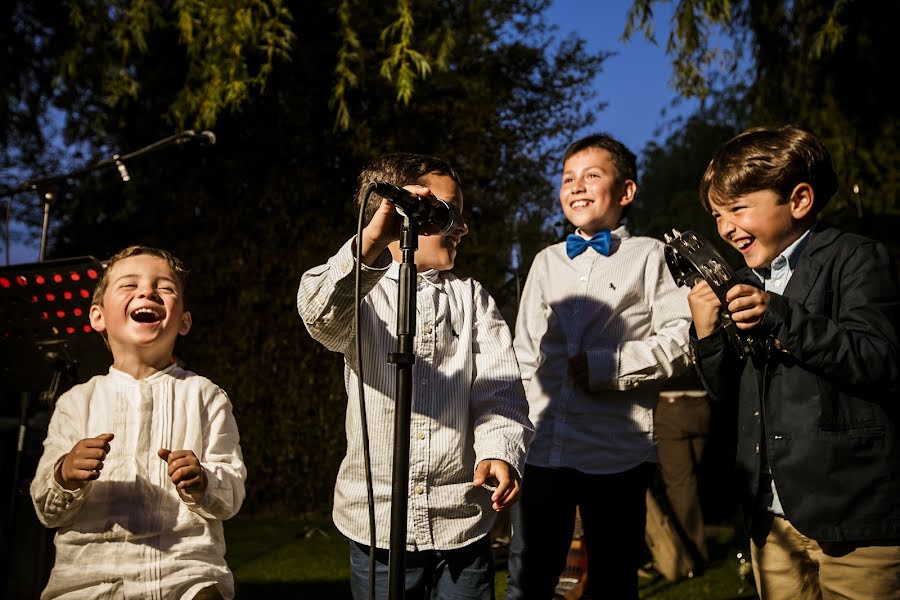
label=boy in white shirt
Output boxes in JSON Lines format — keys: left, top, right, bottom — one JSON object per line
{"left": 30, "top": 246, "right": 246, "bottom": 600}
{"left": 298, "top": 153, "right": 533, "bottom": 599}
{"left": 508, "top": 133, "right": 691, "bottom": 599}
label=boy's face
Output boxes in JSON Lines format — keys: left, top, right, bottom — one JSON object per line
{"left": 89, "top": 254, "right": 191, "bottom": 367}
{"left": 406, "top": 173, "right": 468, "bottom": 272}
{"left": 710, "top": 185, "right": 813, "bottom": 269}
{"left": 559, "top": 148, "right": 635, "bottom": 236}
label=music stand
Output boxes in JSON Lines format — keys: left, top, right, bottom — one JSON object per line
{"left": 0, "top": 256, "right": 110, "bottom": 527}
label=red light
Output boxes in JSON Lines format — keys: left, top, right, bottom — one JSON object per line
{"left": 83, "top": 325, "right": 93, "bottom": 333}
{"left": 35, "top": 275, "right": 46, "bottom": 284}
{"left": 31, "top": 295, "right": 38, "bottom": 303}
{"left": 66, "top": 326, "right": 76, "bottom": 334}
{"left": 1, "top": 277, "right": 11, "bottom": 288}
{"left": 56, "top": 310, "right": 65, "bottom": 318}
{"left": 87, "top": 269, "right": 98, "bottom": 279}
{"left": 53, "top": 273, "right": 63, "bottom": 283}
{"left": 63, "top": 291, "right": 73, "bottom": 300}
{"left": 73, "top": 308, "right": 83, "bottom": 316}
{"left": 42, "top": 312, "right": 48, "bottom": 319}
{"left": 80, "top": 289, "right": 90, "bottom": 298}
{"left": 16, "top": 275, "right": 27, "bottom": 286}
{"left": 70, "top": 272, "right": 81, "bottom": 281}
{"left": 45, "top": 293, "right": 56, "bottom": 301}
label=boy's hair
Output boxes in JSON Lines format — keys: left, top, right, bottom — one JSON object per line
{"left": 562, "top": 133, "right": 637, "bottom": 220}
{"left": 355, "top": 153, "right": 461, "bottom": 225}
{"left": 699, "top": 125, "right": 838, "bottom": 214}
{"left": 562, "top": 133, "right": 638, "bottom": 185}
{"left": 92, "top": 245, "right": 189, "bottom": 307}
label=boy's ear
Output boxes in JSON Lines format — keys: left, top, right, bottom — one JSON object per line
{"left": 179, "top": 311, "right": 192, "bottom": 336}
{"left": 789, "top": 183, "right": 814, "bottom": 220}
{"left": 618, "top": 179, "right": 637, "bottom": 208}
{"left": 89, "top": 305, "right": 106, "bottom": 333}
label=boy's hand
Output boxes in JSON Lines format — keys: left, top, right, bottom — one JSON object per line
{"left": 688, "top": 281, "right": 722, "bottom": 338}
{"left": 158, "top": 448, "right": 207, "bottom": 502}
{"left": 568, "top": 353, "right": 589, "bottom": 390}
{"left": 58, "top": 433, "right": 115, "bottom": 491}
{"left": 473, "top": 459, "right": 520, "bottom": 512}
{"left": 358, "top": 184, "right": 445, "bottom": 265}
{"left": 726, "top": 284, "right": 770, "bottom": 330}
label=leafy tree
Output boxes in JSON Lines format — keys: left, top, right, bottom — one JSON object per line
{"left": 624, "top": 0, "right": 899, "bottom": 223}
{"left": 1, "top": 0, "right": 605, "bottom": 513}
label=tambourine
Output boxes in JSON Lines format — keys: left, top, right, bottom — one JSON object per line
{"left": 663, "top": 229, "right": 767, "bottom": 359}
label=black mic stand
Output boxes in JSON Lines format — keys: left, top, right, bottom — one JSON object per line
{"left": 387, "top": 216, "right": 417, "bottom": 600}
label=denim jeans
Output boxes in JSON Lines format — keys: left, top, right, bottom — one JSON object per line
{"left": 348, "top": 535, "right": 495, "bottom": 600}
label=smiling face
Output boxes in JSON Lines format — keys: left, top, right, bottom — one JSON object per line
{"left": 90, "top": 253, "right": 191, "bottom": 375}
{"left": 710, "top": 185, "right": 814, "bottom": 269}
{"left": 391, "top": 173, "right": 468, "bottom": 272}
{"left": 559, "top": 148, "right": 636, "bottom": 236}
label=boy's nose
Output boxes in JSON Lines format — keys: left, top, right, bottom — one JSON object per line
{"left": 717, "top": 217, "right": 735, "bottom": 239}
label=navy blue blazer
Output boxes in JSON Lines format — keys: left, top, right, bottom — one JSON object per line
{"left": 693, "top": 226, "right": 900, "bottom": 542}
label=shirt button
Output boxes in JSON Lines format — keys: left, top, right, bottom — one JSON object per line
{"left": 755, "top": 443, "right": 760, "bottom": 454}
{"left": 423, "top": 323, "right": 433, "bottom": 334}
{"left": 420, "top": 380, "right": 427, "bottom": 387}
{"left": 414, "top": 485, "right": 424, "bottom": 495}
{"left": 417, "top": 431, "right": 425, "bottom": 440}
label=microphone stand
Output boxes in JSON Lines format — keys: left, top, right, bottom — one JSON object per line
{"left": 387, "top": 216, "right": 417, "bottom": 600}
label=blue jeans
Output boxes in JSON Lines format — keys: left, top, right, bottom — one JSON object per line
{"left": 348, "top": 536, "right": 495, "bottom": 600}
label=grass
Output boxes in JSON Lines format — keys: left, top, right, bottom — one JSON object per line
{"left": 225, "top": 514, "right": 757, "bottom": 599}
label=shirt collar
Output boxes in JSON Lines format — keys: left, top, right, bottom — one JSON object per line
{"left": 385, "top": 261, "right": 443, "bottom": 288}
{"left": 752, "top": 227, "right": 813, "bottom": 281}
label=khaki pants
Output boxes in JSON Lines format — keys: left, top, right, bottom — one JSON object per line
{"left": 750, "top": 513, "right": 900, "bottom": 600}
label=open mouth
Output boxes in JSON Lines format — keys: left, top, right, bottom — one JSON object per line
{"left": 570, "top": 199, "right": 591, "bottom": 209}
{"left": 130, "top": 307, "right": 163, "bottom": 324}
{"left": 735, "top": 238, "right": 755, "bottom": 253}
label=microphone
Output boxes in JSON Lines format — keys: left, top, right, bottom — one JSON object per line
{"left": 177, "top": 130, "right": 217, "bottom": 145}
{"left": 371, "top": 181, "right": 460, "bottom": 236}
{"left": 113, "top": 154, "right": 130, "bottom": 182}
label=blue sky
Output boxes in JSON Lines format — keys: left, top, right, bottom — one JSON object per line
{"left": 546, "top": 0, "right": 698, "bottom": 154}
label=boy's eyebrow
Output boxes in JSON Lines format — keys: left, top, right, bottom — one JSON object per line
{"left": 111, "top": 272, "right": 179, "bottom": 285}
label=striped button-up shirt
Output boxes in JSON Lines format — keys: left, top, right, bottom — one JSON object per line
{"left": 514, "top": 226, "right": 691, "bottom": 474}
{"left": 30, "top": 364, "right": 246, "bottom": 599}
{"left": 297, "top": 238, "right": 533, "bottom": 550}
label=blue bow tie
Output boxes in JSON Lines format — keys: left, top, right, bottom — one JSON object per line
{"left": 566, "top": 230, "right": 611, "bottom": 259}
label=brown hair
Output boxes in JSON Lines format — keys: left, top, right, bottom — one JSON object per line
{"left": 355, "top": 153, "right": 461, "bottom": 225}
{"left": 92, "top": 245, "right": 188, "bottom": 307}
{"left": 562, "top": 133, "right": 638, "bottom": 185}
{"left": 699, "top": 125, "right": 838, "bottom": 214}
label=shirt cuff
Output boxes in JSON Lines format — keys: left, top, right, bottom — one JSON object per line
{"left": 586, "top": 349, "right": 617, "bottom": 389}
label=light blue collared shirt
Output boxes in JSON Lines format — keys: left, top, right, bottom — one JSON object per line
{"left": 752, "top": 227, "right": 813, "bottom": 515}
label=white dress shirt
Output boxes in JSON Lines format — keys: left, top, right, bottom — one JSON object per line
{"left": 297, "top": 238, "right": 533, "bottom": 551}
{"left": 30, "top": 363, "right": 246, "bottom": 600}
{"left": 514, "top": 226, "right": 691, "bottom": 474}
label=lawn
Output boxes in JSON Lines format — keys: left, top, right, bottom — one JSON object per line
{"left": 225, "top": 514, "right": 757, "bottom": 599}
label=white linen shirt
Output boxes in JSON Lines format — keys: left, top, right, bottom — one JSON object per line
{"left": 30, "top": 363, "right": 246, "bottom": 600}
{"left": 514, "top": 226, "right": 691, "bottom": 474}
{"left": 297, "top": 238, "right": 533, "bottom": 551}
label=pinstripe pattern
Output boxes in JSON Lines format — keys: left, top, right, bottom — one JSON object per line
{"left": 514, "top": 226, "right": 691, "bottom": 474}
{"left": 297, "top": 238, "right": 533, "bottom": 550}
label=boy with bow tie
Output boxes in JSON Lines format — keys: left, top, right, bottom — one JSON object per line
{"left": 507, "top": 133, "right": 692, "bottom": 599}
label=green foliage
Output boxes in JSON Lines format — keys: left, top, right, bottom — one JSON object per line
{"left": 624, "top": 0, "right": 899, "bottom": 221}
{"left": 2, "top": 0, "right": 604, "bottom": 515}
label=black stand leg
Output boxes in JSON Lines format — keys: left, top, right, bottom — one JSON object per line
{"left": 387, "top": 218, "right": 417, "bottom": 600}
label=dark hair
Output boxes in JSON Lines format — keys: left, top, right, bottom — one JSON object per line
{"left": 355, "top": 153, "right": 462, "bottom": 225}
{"left": 699, "top": 125, "right": 838, "bottom": 214}
{"left": 562, "top": 133, "right": 638, "bottom": 186}
{"left": 562, "top": 133, "right": 638, "bottom": 220}
{"left": 92, "top": 245, "right": 188, "bottom": 307}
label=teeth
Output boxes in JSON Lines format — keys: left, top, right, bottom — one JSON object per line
{"left": 571, "top": 200, "right": 590, "bottom": 209}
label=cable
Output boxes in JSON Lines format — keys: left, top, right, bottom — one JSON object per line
{"left": 355, "top": 188, "right": 378, "bottom": 600}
